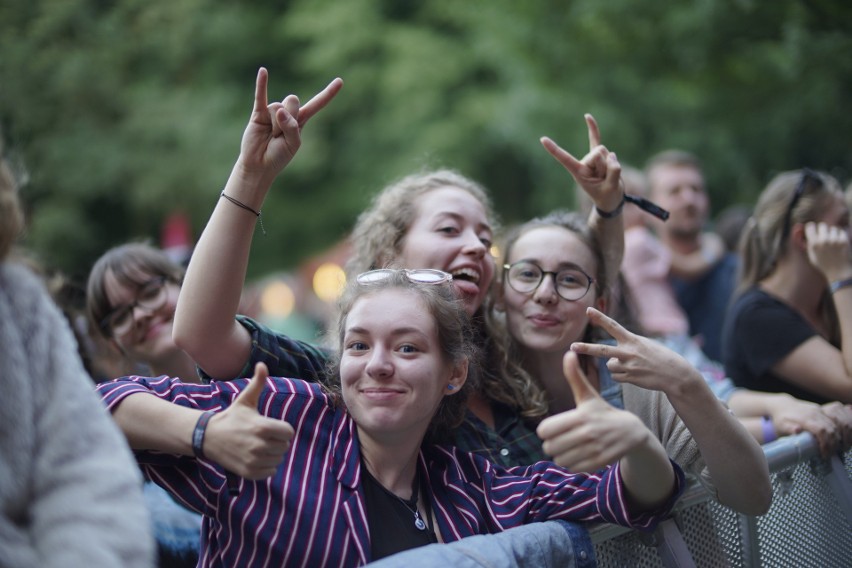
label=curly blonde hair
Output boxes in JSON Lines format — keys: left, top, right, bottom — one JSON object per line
{"left": 346, "top": 169, "right": 548, "bottom": 421}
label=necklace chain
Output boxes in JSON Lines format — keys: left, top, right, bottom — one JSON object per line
{"left": 396, "top": 492, "right": 428, "bottom": 531}
{"left": 363, "top": 461, "right": 433, "bottom": 533}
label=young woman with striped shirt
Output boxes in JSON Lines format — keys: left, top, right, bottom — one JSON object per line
{"left": 97, "top": 270, "right": 683, "bottom": 565}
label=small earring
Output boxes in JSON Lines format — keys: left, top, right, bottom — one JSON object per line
{"left": 446, "top": 384, "right": 456, "bottom": 391}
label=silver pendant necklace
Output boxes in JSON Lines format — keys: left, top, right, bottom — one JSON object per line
{"left": 397, "top": 471, "right": 427, "bottom": 531}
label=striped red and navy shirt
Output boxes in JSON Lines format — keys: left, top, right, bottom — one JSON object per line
{"left": 97, "top": 376, "right": 685, "bottom": 567}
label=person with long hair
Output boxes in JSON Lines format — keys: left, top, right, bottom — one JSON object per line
{"left": 724, "top": 169, "right": 852, "bottom": 409}
{"left": 490, "top": 210, "right": 771, "bottom": 515}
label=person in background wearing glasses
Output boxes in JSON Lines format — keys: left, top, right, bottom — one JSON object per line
{"left": 491, "top": 210, "right": 772, "bottom": 515}
{"left": 86, "top": 242, "right": 204, "bottom": 568}
{"left": 97, "top": 269, "right": 685, "bottom": 566}
{"left": 87, "top": 243, "right": 203, "bottom": 385}
{"left": 724, "top": 170, "right": 852, "bottom": 416}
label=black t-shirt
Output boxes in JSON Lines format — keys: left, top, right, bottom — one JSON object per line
{"left": 361, "top": 464, "right": 438, "bottom": 561}
{"left": 722, "top": 287, "right": 828, "bottom": 404}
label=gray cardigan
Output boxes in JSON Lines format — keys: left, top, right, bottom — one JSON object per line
{"left": 0, "top": 263, "right": 154, "bottom": 567}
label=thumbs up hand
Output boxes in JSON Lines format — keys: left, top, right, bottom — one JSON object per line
{"left": 203, "top": 363, "right": 295, "bottom": 480}
{"left": 537, "top": 352, "right": 650, "bottom": 473}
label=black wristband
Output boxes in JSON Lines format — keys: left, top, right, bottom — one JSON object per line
{"left": 595, "top": 195, "right": 626, "bottom": 219}
{"left": 192, "top": 411, "right": 215, "bottom": 459}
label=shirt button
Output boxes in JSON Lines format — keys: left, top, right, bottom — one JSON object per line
{"left": 579, "top": 551, "right": 588, "bottom": 560}
{"left": 499, "top": 448, "right": 510, "bottom": 457}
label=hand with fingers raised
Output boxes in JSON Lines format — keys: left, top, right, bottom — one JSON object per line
{"left": 203, "top": 363, "right": 295, "bottom": 480}
{"left": 236, "top": 67, "right": 343, "bottom": 188}
{"left": 570, "top": 307, "right": 705, "bottom": 397}
{"left": 540, "top": 114, "right": 623, "bottom": 215}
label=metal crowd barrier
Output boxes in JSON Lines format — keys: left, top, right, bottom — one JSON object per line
{"left": 590, "top": 433, "right": 852, "bottom": 567}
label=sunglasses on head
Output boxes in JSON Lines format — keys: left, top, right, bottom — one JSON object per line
{"left": 356, "top": 268, "right": 453, "bottom": 285}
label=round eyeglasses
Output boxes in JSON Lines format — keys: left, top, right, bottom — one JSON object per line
{"left": 503, "top": 261, "right": 594, "bottom": 301}
{"left": 101, "top": 276, "right": 168, "bottom": 338}
{"left": 356, "top": 268, "right": 453, "bottom": 285}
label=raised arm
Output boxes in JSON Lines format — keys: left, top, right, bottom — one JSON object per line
{"left": 571, "top": 308, "right": 772, "bottom": 516}
{"left": 768, "top": 222, "right": 852, "bottom": 403}
{"left": 541, "top": 114, "right": 624, "bottom": 286}
{"left": 173, "top": 68, "right": 343, "bottom": 379}
{"left": 537, "top": 351, "right": 676, "bottom": 512}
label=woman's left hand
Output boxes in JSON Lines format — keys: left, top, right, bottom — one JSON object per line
{"left": 805, "top": 222, "right": 852, "bottom": 283}
{"left": 570, "top": 307, "right": 703, "bottom": 398}
{"left": 540, "top": 114, "right": 623, "bottom": 214}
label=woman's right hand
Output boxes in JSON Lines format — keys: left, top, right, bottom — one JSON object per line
{"left": 204, "top": 363, "right": 295, "bottom": 480}
{"left": 540, "top": 114, "right": 623, "bottom": 214}
{"left": 234, "top": 67, "right": 343, "bottom": 188}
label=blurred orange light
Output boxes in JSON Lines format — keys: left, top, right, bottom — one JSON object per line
{"left": 313, "top": 263, "right": 346, "bottom": 302}
{"left": 261, "top": 281, "right": 295, "bottom": 318}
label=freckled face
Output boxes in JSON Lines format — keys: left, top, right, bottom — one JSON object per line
{"left": 340, "top": 289, "right": 464, "bottom": 444}
{"left": 103, "top": 269, "right": 181, "bottom": 363}
{"left": 501, "top": 226, "right": 602, "bottom": 355}
{"left": 397, "top": 187, "right": 495, "bottom": 316}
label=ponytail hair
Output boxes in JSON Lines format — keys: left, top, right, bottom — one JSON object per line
{"left": 736, "top": 169, "right": 841, "bottom": 296}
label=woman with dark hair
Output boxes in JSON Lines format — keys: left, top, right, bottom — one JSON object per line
{"left": 87, "top": 242, "right": 199, "bottom": 383}
{"left": 87, "top": 242, "right": 205, "bottom": 567}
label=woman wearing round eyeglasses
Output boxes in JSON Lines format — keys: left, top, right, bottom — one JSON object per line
{"left": 492, "top": 210, "right": 772, "bottom": 515}
{"left": 724, "top": 170, "right": 852, "bottom": 409}
{"left": 97, "top": 269, "right": 684, "bottom": 566}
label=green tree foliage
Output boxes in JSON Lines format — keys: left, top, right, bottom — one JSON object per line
{"left": 2, "top": 0, "right": 851, "bottom": 280}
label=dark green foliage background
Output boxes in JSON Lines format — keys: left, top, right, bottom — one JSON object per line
{"left": 2, "top": 0, "right": 850, "bottom": 281}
